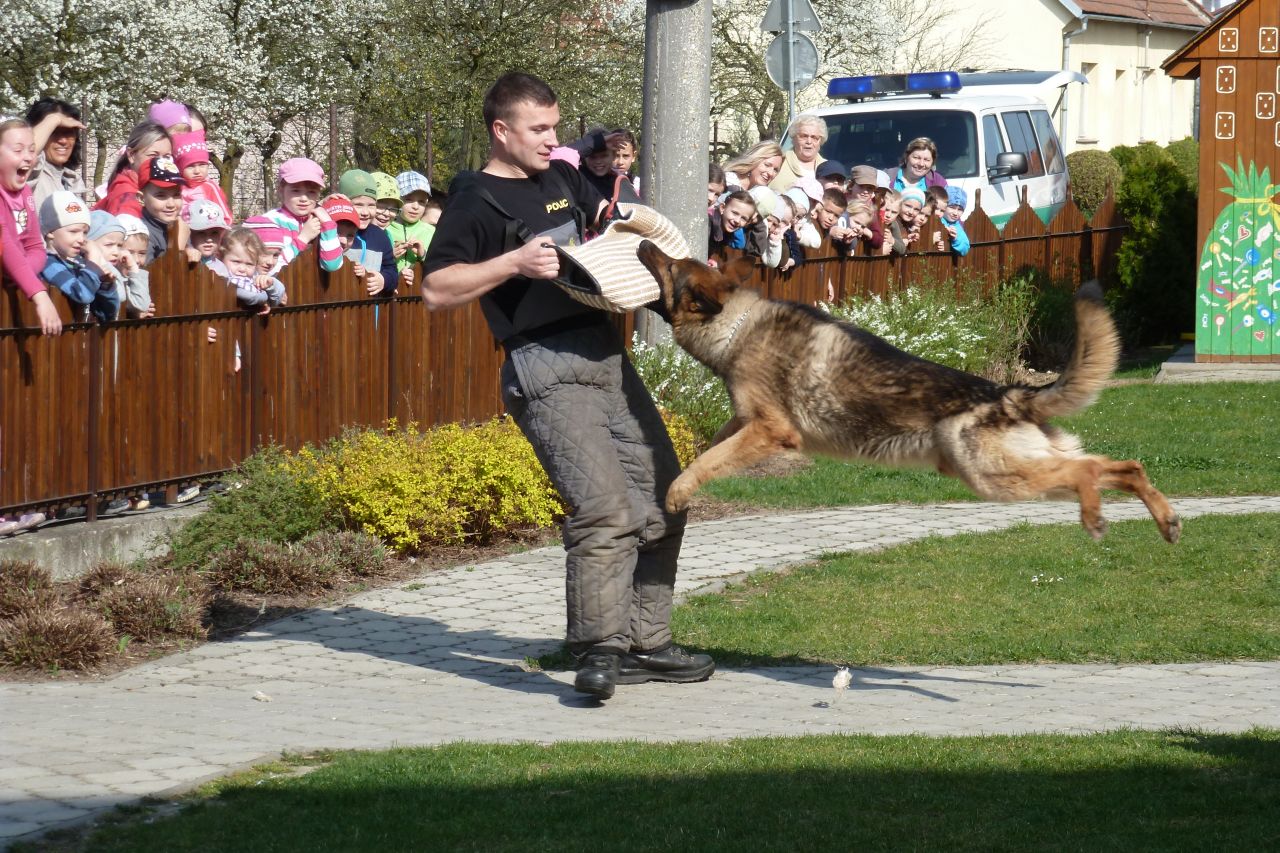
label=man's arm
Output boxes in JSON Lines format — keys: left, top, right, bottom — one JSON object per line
{"left": 421, "top": 239, "right": 560, "bottom": 311}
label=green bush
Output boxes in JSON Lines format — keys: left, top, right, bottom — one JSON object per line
{"left": 1111, "top": 145, "right": 1197, "bottom": 345}
{"left": 1027, "top": 279, "right": 1079, "bottom": 369}
{"left": 1165, "top": 137, "right": 1199, "bottom": 192}
{"left": 823, "top": 273, "right": 1036, "bottom": 383}
{"left": 1065, "top": 149, "right": 1122, "bottom": 216}
{"left": 167, "top": 446, "right": 335, "bottom": 569}
{"left": 299, "top": 419, "right": 563, "bottom": 552}
{"left": 1108, "top": 142, "right": 1166, "bottom": 172}
{"left": 631, "top": 334, "right": 734, "bottom": 448}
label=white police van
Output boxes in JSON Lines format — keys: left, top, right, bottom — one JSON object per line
{"left": 803, "top": 70, "right": 1084, "bottom": 229}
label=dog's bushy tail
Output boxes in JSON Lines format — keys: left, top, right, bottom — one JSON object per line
{"left": 1017, "top": 281, "right": 1119, "bottom": 420}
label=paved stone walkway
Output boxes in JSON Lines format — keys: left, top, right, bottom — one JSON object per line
{"left": 3, "top": 496, "right": 1279, "bottom": 846}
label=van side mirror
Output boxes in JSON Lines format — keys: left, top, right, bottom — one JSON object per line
{"left": 988, "top": 152, "right": 1028, "bottom": 181}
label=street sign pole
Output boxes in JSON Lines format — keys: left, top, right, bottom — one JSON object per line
{"left": 783, "top": 0, "right": 795, "bottom": 125}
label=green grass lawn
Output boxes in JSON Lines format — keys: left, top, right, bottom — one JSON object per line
{"left": 703, "top": 381, "right": 1280, "bottom": 508}
{"left": 50, "top": 731, "right": 1280, "bottom": 852}
{"left": 672, "top": 514, "right": 1279, "bottom": 667}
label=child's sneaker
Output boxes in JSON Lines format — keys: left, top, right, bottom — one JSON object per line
{"left": 103, "top": 498, "right": 130, "bottom": 515}
{"left": 129, "top": 496, "right": 150, "bottom": 511}
{"left": 175, "top": 486, "right": 201, "bottom": 503}
{"left": 0, "top": 518, "right": 19, "bottom": 536}
{"left": 17, "top": 512, "right": 46, "bottom": 530}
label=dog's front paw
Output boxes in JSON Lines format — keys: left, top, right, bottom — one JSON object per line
{"left": 665, "top": 477, "right": 696, "bottom": 513}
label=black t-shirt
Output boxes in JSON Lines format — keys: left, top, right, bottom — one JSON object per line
{"left": 423, "top": 162, "right": 604, "bottom": 340}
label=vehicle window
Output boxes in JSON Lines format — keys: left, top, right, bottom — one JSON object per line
{"left": 816, "top": 110, "right": 979, "bottom": 179}
{"left": 982, "top": 114, "right": 1007, "bottom": 172}
{"left": 1001, "top": 111, "right": 1045, "bottom": 178}
{"left": 1030, "top": 110, "right": 1066, "bottom": 175}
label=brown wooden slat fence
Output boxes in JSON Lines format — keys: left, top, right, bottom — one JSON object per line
{"left": 0, "top": 190, "right": 1125, "bottom": 517}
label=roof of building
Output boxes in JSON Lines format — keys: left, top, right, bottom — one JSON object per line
{"left": 1063, "top": 0, "right": 1212, "bottom": 27}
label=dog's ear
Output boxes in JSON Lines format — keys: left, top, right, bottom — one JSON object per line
{"left": 721, "top": 255, "right": 758, "bottom": 286}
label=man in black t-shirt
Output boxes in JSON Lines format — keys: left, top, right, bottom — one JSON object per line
{"left": 422, "top": 73, "right": 715, "bottom": 701}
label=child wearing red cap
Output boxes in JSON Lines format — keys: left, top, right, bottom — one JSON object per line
{"left": 260, "top": 157, "right": 341, "bottom": 272}
{"left": 137, "top": 154, "right": 185, "bottom": 263}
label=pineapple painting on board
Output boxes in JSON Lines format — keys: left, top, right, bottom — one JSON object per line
{"left": 1196, "top": 158, "right": 1280, "bottom": 358}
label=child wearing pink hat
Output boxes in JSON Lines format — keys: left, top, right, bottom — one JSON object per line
{"left": 259, "top": 157, "right": 341, "bottom": 272}
{"left": 173, "top": 129, "right": 233, "bottom": 262}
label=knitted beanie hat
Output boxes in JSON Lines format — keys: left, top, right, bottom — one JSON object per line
{"left": 243, "top": 215, "right": 288, "bottom": 249}
{"left": 172, "top": 130, "right": 210, "bottom": 171}
{"left": 87, "top": 210, "right": 125, "bottom": 241}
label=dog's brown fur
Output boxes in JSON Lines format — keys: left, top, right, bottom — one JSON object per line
{"left": 637, "top": 242, "right": 1181, "bottom": 543}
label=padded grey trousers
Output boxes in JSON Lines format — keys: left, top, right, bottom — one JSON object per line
{"left": 501, "top": 322, "right": 686, "bottom": 655}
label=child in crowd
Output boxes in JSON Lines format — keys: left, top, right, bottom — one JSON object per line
{"left": 149, "top": 100, "right": 191, "bottom": 134}
{"left": 888, "top": 187, "right": 925, "bottom": 256}
{"left": 777, "top": 194, "right": 805, "bottom": 269}
{"left": 879, "top": 190, "right": 903, "bottom": 256}
{"left": 185, "top": 200, "right": 230, "bottom": 263}
{"left": 262, "top": 158, "right": 341, "bottom": 272}
{"left": 242, "top": 216, "right": 288, "bottom": 274}
{"left": 0, "top": 116, "right": 64, "bottom": 336}
{"left": 96, "top": 122, "right": 170, "bottom": 218}
{"left": 708, "top": 163, "right": 726, "bottom": 211}
{"left": 137, "top": 155, "right": 185, "bottom": 263}
{"left": 577, "top": 130, "right": 643, "bottom": 210}
{"left": 39, "top": 190, "right": 121, "bottom": 322}
{"left": 322, "top": 194, "right": 381, "bottom": 293}
{"left": 174, "top": 129, "right": 232, "bottom": 262}
{"left": 843, "top": 201, "right": 877, "bottom": 253}
{"left": 707, "top": 189, "right": 755, "bottom": 263}
{"left": 213, "top": 226, "right": 286, "bottom": 314}
{"left": 814, "top": 187, "right": 849, "bottom": 245}
{"left": 815, "top": 160, "right": 847, "bottom": 191}
{"left": 94, "top": 211, "right": 154, "bottom": 318}
{"left": 371, "top": 172, "right": 401, "bottom": 230}
{"left": 423, "top": 197, "right": 443, "bottom": 227}
{"left": 744, "top": 186, "right": 778, "bottom": 259}
{"left": 386, "top": 171, "right": 435, "bottom": 287}
{"left": 762, "top": 190, "right": 795, "bottom": 271}
{"left": 937, "top": 185, "right": 971, "bottom": 256}
{"left": 338, "top": 168, "right": 398, "bottom": 296}
{"left": 783, "top": 185, "right": 822, "bottom": 250}
{"left": 611, "top": 129, "right": 640, "bottom": 194}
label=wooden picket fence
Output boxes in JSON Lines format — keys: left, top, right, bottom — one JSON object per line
{"left": 0, "top": 189, "right": 1125, "bottom": 518}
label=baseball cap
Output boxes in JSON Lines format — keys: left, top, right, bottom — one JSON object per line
{"left": 277, "top": 157, "right": 325, "bottom": 187}
{"left": 945, "top": 185, "right": 969, "bottom": 209}
{"left": 87, "top": 210, "right": 125, "bottom": 241}
{"left": 185, "top": 199, "right": 231, "bottom": 231}
{"left": 371, "top": 172, "right": 402, "bottom": 205}
{"left": 815, "top": 160, "right": 847, "bottom": 181}
{"left": 850, "top": 165, "right": 878, "bottom": 188}
{"left": 172, "top": 130, "right": 210, "bottom": 171}
{"left": 321, "top": 194, "right": 360, "bottom": 227}
{"left": 874, "top": 169, "right": 892, "bottom": 189}
{"left": 39, "top": 191, "right": 91, "bottom": 235}
{"left": 396, "top": 170, "right": 431, "bottom": 198}
{"left": 338, "top": 169, "right": 377, "bottom": 200}
{"left": 115, "top": 213, "right": 148, "bottom": 238}
{"left": 138, "top": 155, "right": 185, "bottom": 189}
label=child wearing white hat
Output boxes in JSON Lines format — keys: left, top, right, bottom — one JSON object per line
{"left": 39, "top": 191, "right": 121, "bottom": 322}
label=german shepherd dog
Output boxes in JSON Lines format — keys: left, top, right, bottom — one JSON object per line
{"left": 636, "top": 242, "right": 1181, "bottom": 543}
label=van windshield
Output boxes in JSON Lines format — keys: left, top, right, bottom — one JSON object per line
{"left": 815, "top": 109, "right": 979, "bottom": 180}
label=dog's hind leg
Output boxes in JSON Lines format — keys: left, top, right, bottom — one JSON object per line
{"left": 1097, "top": 458, "right": 1182, "bottom": 543}
{"left": 709, "top": 415, "right": 744, "bottom": 448}
{"left": 959, "top": 456, "right": 1111, "bottom": 541}
{"left": 665, "top": 415, "right": 799, "bottom": 512}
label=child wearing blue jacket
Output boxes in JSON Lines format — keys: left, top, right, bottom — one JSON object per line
{"left": 938, "top": 185, "right": 971, "bottom": 256}
{"left": 39, "top": 191, "right": 121, "bottom": 322}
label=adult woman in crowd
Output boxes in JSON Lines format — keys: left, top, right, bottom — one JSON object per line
{"left": 770, "top": 113, "right": 827, "bottom": 191}
{"left": 891, "top": 136, "right": 948, "bottom": 193}
{"left": 25, "top": 97, "right": 86, "bottom": 210}
{"left": 0, "top": 116, "right": 64, "bottom": 336}
{"left": 723, "top": 141, "right": 784, "bottom": 191}
{"left": 95, "top": 121, "right": 170, "bottom": 218}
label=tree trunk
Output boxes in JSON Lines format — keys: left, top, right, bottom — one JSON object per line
{"left": 214, "top": 141, "right": 243, "bottom": 216}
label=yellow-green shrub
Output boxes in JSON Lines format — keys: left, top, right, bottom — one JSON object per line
{"left": 298, "top": 419, "right": 564, "bottom": 552}
{"left": 660, "top": 407, "right": 700, "bottom": 467}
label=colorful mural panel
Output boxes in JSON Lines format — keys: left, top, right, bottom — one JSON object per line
{"left": 1196, "top": 158, "right": 1280, "bottom": 358}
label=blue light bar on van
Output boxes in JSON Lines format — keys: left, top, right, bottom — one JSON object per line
{"left": 827, "top": 71, "right": 962, "bottom": 101}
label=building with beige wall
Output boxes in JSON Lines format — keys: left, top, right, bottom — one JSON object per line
{"left": 921, "top": 0, "right": 1212, "bottom": 152}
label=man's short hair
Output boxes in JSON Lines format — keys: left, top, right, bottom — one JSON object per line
{"left": 483, "top": 73, "right": 558, "bottom": 138}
